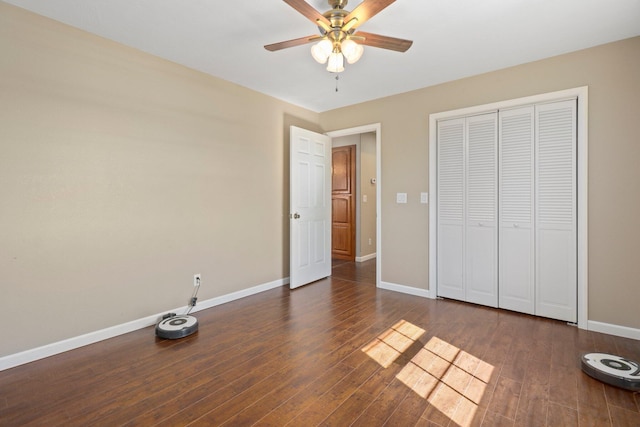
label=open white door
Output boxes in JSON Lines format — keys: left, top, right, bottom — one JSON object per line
{"left": 290, "top": 126, "right": 332, "bottom": 289}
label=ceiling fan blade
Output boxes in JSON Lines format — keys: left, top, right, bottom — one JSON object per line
{"left": 354, "top": 31, "right": 413, "bottom": 52}
{"left": 284, "top": 0, "right": 332, "bottom": 28}
{"left": 343, "top": 0, "right": 396, "bottom": 31}
{"left": 264, "top": 35, "right": 323, "bottom": 52}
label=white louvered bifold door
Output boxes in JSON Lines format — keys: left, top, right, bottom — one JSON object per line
{"left": 535, "top": 100, "right": 577, "bottom": 322}
{"left": 437, "top": 118, "right": 466, "bottom": 301}
{"left": 465, "top": 113, "right": 498, "bottom": 307}
{"left": 499, "top": 106, "right": 535, "bottom": 314}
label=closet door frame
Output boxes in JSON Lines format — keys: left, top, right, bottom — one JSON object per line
{"left": 428, "top": 86, "right": 589, "bottom": 330}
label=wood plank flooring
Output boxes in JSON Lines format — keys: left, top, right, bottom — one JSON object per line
{"left": 1, "top": 259, "right": 639, "bottom": 426}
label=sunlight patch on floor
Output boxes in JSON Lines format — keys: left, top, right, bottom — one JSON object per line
{"left": 362, "top": 322, "right": 494, "bottom": 427}
{"left": 361, "top": 320, "right": 426, "bottom": 368}
{"left": 397, "top": 336, "right": 494, "bottom": 426}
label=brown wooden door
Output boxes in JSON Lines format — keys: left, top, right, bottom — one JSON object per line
{"left": 332, "top": 145, "right": 356, "bottom": 260}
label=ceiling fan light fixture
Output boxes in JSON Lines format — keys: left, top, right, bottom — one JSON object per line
{"left": 341, "top": 38, "right": 364, "bottom": 64}
{"left": 326, "top": 51, "right": 345, "bottom": 73}
{"left": 311, "top": 39, "right": 333, "bottom": 64}
{"left": 266, "top": 0, "right": 412, "bottom": 76}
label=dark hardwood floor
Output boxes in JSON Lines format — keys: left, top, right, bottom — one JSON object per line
{"left": 1, "top": 259, "right": 639, "bottom": 426}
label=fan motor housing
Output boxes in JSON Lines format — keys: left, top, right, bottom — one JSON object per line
{"left": 329, "top": 0, "right": 348, "bottom": 9}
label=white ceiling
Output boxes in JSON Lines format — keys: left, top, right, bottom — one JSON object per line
{"left": 5, "top": 0, "right": 640, "bottom": 112}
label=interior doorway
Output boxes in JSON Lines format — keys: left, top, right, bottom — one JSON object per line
{"left": 327, "top": 124, "right": 381, "bottom": 286}
{"left": 331, "top": 145, "right": 356, "bottom": 261}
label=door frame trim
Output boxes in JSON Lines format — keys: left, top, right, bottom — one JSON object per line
{"left": 428, "top": 87, "right": 589, "bottom": 330}
{"left": 326, "top": 123, "right": 382, "bottom": 288}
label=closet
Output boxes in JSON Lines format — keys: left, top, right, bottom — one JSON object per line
{"left": 436, "top": 99, "right": 577, "bottom": 323}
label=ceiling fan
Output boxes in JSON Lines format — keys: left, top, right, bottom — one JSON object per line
{"left": 264, "top": 0, "right": 413, "bottom": 73}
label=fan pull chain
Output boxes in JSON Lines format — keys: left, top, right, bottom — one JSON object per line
{"left": 335, "top": 74, "right": 339, "bottom": 92}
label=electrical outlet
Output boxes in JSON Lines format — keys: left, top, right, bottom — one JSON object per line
{"left": 194, "top": 274, "right": 201, "bottom": 287}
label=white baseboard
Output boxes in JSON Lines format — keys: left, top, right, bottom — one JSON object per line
{"left": 379, "top": 281, "right": 432, "bottom": 299}
{"left": 355, "top": 253, "right": 376, "bottom": 262}
{"left": 190, "top": 277, "right": 288, "bottom": 313}
{"left": 0, "top": 277, "right": 288, "bottom": 372}
{"left": 587, "top": 320, "right": 640, "bottom": 341}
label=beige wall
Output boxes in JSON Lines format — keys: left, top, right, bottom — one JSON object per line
{"left": 0, "top": 3, "right": 320, "bottom": 357}
{"left": 320, "top": 36, "right": 640, "bottom": 330}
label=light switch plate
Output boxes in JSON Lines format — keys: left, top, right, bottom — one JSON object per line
{"left": 420, "top": 192, "right": 429, "bottom": 204}
{"left": 396, "top": 193, "right": 407, "bottom": 204}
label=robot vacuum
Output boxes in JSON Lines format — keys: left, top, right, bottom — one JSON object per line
{"left": 581, "top": 353, "right": 640, "bottom": 391}
{"left": 155, "top": 313, "right": 198, "bottom": 339}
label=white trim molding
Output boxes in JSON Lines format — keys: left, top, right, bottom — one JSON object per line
{"left": 356, "top": 253, "right": 376, "bottom": 262}
{"left": 429, "top": 86, "right": 589, "bottom": 329}
{"left": 193, "top": 277, "right": 287, "bottom": 312}
{"left": 379, "top": 281, "right": 431, "bottom": 299}
{"left": 0, "top": 277, "right": 288, "bottom": 372}
{"left": 587, "top": 321, "right": 640, "bottom": 341}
